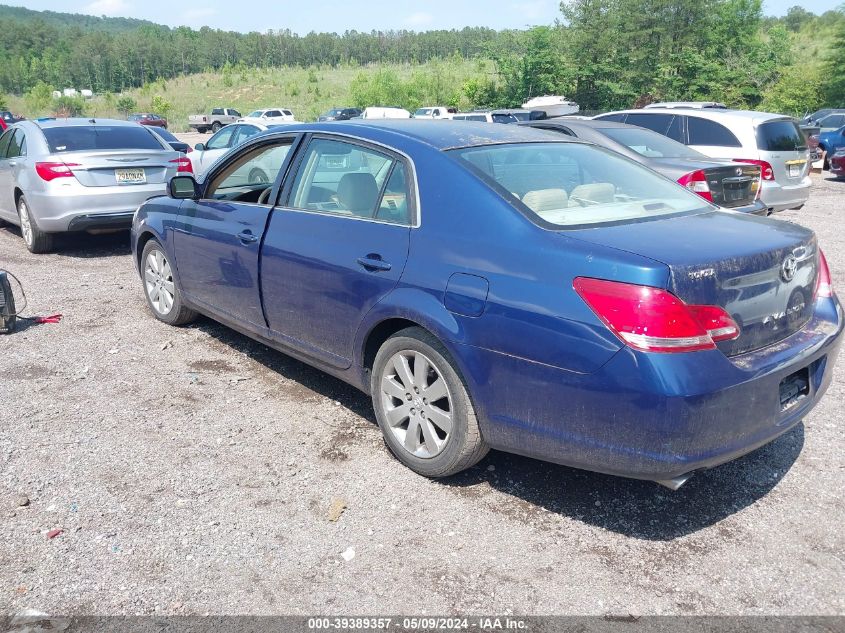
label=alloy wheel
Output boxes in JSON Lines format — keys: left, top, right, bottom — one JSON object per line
{"left": 144, "top": 249, "right": 176, "bottom": 315}
{"left": 18, "top": 199, "right": 33, "bottom": 246}
{"left": 380, "top": 350, "right": 453, "bottom": 458}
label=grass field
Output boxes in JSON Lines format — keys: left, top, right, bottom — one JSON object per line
{"left": 6, "top": 59, "right": 493, "bottom": 131}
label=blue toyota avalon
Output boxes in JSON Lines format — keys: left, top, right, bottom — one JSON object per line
{"left": 131, "top": 121, "right": 842, "bottom": 489}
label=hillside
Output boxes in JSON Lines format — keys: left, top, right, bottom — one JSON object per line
{"left": 4, "top": 60, "right": 492, "bottom": 130}
{"left": 0, "top": 4, "right": 157, "bottom": 32}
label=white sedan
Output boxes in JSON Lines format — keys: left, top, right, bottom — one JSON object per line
{"left": 238, "top": 108, "right": 296, "bottom": 125}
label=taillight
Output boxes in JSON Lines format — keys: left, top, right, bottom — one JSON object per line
{"left": 573, "top": 277, "right": 739, "bottom": 353}
{"left": 170, "top": 157, "right": 193, "bottom": 174}
{"left": 734, "top": 159, "right": 774, "bottom": 181}
{"left": 677, "top": 170, "right": 713, "bottom": 202}
{"left": 816, "top": 249, "right": 834, "bottom": 299}
{"left": 35, "top": 162, "right": 80, "bottom": 182}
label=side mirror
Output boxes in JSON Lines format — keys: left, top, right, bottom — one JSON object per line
{"left": 194, "top": 142, "right": 205, "bottom": 151}
{"left": 169, "top": 175, "right": 199, "bottom": 200}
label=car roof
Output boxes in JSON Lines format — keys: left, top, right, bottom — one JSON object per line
{"left": 258, "top": 120, "right": 577, "bottom": 150}
{"left": 34, "top": 117, "right": 142, "bottom": 129}
{"left": 599, "top": 108, "right": 793, "bottom": 123}
{"left": 530, "top": 119, "right": 635, "bottom": 131}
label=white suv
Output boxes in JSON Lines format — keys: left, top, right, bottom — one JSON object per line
{"left": 594, "top": 108, "right": 811, "bottom": 213}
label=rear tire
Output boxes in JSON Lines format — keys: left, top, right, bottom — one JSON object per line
{"left": 17, "top": 195, "right": 54, "bottom": 254}
{"left": 211, "top": 122, "right": 222, "bottom": 133}
{"left": 371, "top": 327, "right": 488, "bottom": 477}
{"left": 140, "top": 239, "right": 197, "bottom": 326}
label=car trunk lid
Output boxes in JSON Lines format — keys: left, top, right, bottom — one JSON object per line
{"left": 565, "top": 211, "right": 818, "bottom": 356}
{"left": 653, "top": 158, "right": 761, "bottom": 208}
{"left": 55, "top": 150, "right": 174, "bottom": 187}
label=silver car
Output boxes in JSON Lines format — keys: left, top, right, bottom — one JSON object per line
{"left": 593, "top": 108, "right": 811, "bottom": 214}
{"left": 0, "top": 118, "right": 185, "bottom": 253}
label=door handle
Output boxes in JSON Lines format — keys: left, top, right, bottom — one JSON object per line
{"left": 237, "top": 230, "right": 259, "bottom": 244}
{"left": 356, "top": 255, "right": 392, "bottom": 272}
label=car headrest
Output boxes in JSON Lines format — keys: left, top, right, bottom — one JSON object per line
{"left": 337, "top": 172, "right": 379, "bottom": 215}
{"left": 522, "top": 188, "right": 569, "bottom": 212}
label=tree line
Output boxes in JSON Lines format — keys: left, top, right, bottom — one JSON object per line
{"left": 1, "top": 1, "right": 843, "bottom": 117}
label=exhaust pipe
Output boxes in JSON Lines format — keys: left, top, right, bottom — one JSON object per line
{"left": 654, "top": 473, "right": 694, "bottom": 490}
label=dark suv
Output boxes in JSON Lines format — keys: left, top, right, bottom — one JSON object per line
{"left": 318, "top": 108, "right": 362, "bottom": 121}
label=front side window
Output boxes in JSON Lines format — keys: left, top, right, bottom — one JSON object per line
{"left": 451, "top": 142, "right": 710, "bottom": 228}
{"left": 206, "top": 125, "right": 237, "bottom": 150}
{"left": 247, "top": 110, "right": 263, "bottom": 118}
{"left": 205, "top": 140, "right": 293, "bottom": 201}
{"left": 288, "top": 138, "right": 411, "bottom": 224}
{"left": 0, "top": 128, "right": 14, "bottom": 157}
{"left": 6, "top": 129, "right": 24, "bottom": 158}
{"left": 687, "top": 117, "right": 742, "bottom": 147}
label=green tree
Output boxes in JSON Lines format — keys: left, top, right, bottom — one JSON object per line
{"left": 24, "top": 80, "right": 54, "bottom": 112}
{"left": 52, "top": 95, "right": 86, "bottom": 117}
{"left": 115, "top": 95, "right": 136, "bottom": 115}
{"left": 760, "top": 64, "right": 822, "bottom": 115}
{"left": 822, "top": 16, "right": 845, "bottom": 105}
{"left": 150, "top": 94, "right": 172, "bottom": 117}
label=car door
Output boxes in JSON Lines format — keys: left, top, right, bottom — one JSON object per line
{"left": 174, "top": 135, "right": 299, "bottom": 328}
{"left": 0, "top": 128, "right": 18, "bottom": 218}
{"left": 192, "top": 124, "right": 240, "bottom": 176}
{"left": 260, "top": 136, "right": 413, "bottom": 368}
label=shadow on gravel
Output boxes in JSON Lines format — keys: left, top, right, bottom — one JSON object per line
{"left": 0, "top": 226, "right": 131, "bottom": 258}
{"left": 193, "top": 318, "right": 374, "bottom": 421}
{"left": 446, "top": 423, "right": 804, "bottom": 541}
{"left": 56, "top": 231, "right": 131, "bottom": 258}
{"left": 187, "top": 316, "right": 804, "bottom": 542}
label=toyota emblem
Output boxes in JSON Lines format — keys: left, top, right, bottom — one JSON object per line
{"left": 781, "top": 255, "right": 798, "bottom": 282}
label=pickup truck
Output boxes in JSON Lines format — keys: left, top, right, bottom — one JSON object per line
{"left": 188, "top": 108, "right": 242, "bottom": 133}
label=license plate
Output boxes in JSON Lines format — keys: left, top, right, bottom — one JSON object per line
{"left": 786, "top": 160, "right": 805, "bottom": 178}
{"left": 115, "top": 168, "right": 146, "bottom": 184}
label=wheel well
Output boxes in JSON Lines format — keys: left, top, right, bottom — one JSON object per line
{"left": 13, "top": 187, "right": 23, "bottom": 206}
{"left": 363, "top": 318, "right": 429, "bottom": 371}
{"left": 136, "top": 231, "right": 157, "bottom": 269}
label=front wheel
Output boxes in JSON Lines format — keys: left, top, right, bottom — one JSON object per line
{"left": 141, "top": 240, "right": 197, "bottom": 326}
{"left": 18, "top": 195, "right": 54, "bottom": 254}
{"left": 371, "top": 327, "right": 488, "bottom": 477}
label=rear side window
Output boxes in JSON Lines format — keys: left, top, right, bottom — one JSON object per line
{"left": 624, "top": 113, "right": 673, "bottom": 135}
{"left": 42, "top": 126, "right": 164, "bottom": 153}
{"left": 6, "top": 129, "right": 24, "bottom": 157}
{"left": 756, "top": 120, "right": 808, "bottom": 152}
{"left": 687, "top": 117, "right": 742, "bottom": 147}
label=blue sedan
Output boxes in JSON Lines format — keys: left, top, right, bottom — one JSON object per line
{"left": 131, "top": 121, "right": 842, "bottom": 489}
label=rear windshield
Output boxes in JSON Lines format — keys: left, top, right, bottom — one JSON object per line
{"left": 756, "top": 120, "right": 807, "bottom": 152}
{"left": 450, "top": 142, "right": 709, "bottom": 228}
{"left": 149, "top": 126, "right": 178, "bottom": 142}
{"left": 599, "top": 126, "right": 704, "bottom": 158}
{"left": 43, "top": 126, "right": 164, "bottom": 153}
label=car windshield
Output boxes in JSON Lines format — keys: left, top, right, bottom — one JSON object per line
{"left": 247, "top": 111, "right": 264, "bottom": 118}
{"left": 599, "top": 126, "right": 705, "bottom": 158}
{"left": 43, "top": 126, "right": 164, "bottom": 152}
{"left": 450, "top": 142, "right": 710, "bottom": 228}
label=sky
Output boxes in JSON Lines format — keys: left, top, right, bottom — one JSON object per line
{"left": 11, "top": 0, "right": 844, "bottom": 34}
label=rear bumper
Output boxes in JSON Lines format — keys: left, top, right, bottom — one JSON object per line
{"left": 724, "top": 199, "right": 768, "bottom": 216}
{"left": 26, "top": 185, "right": 168, "bottom": 232}
{"left": 460, "top": 296, "right": 843, "bottom": 481}
{"left": 761, "top": 176, "right": 812, "bottom": 213}
{"left": 67, "top": 212, "right": 134, "bottom": 231}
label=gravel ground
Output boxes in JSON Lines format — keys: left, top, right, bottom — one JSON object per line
{"left": 0, "top": 169, "right": 843, "bottom": 617}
